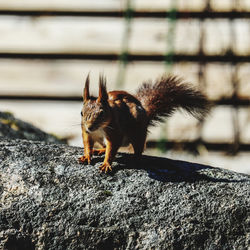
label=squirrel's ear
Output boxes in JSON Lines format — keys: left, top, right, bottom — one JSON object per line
{"left": 97, "top": 74, "right": 108, "bottom": 103}
{"left": 83, "top": 73, "right": 90, "bottom": 103}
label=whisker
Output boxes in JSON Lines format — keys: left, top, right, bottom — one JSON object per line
{"left": 70, "top": 123, "right": 83, "bottom": 127}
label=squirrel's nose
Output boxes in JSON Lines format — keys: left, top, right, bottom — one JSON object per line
{"left": 85, "top": 124, "right": 95, "bottom": 133}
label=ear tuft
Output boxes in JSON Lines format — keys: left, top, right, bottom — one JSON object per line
{"left": 98, "top": 74, "right": 108, "bottom": 103}
{"left": 83, "top": 73, "right": 90, "bottom": 102}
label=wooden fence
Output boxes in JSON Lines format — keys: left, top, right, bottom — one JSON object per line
{"left": 1, "top": 1, "right": 250, "bottom": 152}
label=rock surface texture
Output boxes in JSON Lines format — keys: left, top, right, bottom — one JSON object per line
{"left": 0, "top": 111, "right": 65, "bottom": 144}
{"left": 0, "top": 139, "right": 249, "bottom": 250}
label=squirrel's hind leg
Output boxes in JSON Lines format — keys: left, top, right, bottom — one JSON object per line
{"left": 92, "top": 138, "right": 106, "bottom": 155}
{"left": 130, "top": 129, "right": 147, "bottom": 158}
{"left": 92, "top": 148, "right": 106, "bottom": 155}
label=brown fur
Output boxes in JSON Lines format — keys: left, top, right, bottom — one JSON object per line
{"left": 136, "top": 75, "right": 210, "bottom": 126}
{"left": 79, "top": 74, "right": 210, "bottom": 173}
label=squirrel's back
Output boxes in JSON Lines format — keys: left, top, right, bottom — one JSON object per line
{"left": 107, "top": 90, "right": 147, "bottom": 134}
{"left": 136, "top": 75, "right": 210, "bottom": 126}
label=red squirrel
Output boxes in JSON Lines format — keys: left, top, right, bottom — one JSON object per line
{"left": 78, "top": 74, "right": 210, "bottom": 173}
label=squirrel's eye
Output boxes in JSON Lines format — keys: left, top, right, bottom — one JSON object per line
{"left": 80, "top": 111, "right": 83, "bottom": 116}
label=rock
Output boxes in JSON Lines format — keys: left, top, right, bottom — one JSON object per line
{"left": 0, "top": 111, "right": 65, "bottom": 144}
{"left": 0, "top": 138, "right": 249, "bottom": 250}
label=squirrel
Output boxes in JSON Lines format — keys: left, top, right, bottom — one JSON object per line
{"left": 78, "top": 74, "right": 210, "bottom": 173}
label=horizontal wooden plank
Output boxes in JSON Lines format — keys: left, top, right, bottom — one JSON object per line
{"left": 0, "top": 17, "right": 249, "bottom": 55}
{"left": 0, "top": 0, "right": 249, "bottom": 12}
{"left": 1, "top": 60, "right": 250, "bottom": 102}
{"left": 135, "top": 0, "right": 206, "bottom": 11}
{"left": 0, "top": 60, "right": 120, "bottom": 97}
{"left": 0, "top": 1, "right": 122, "bottom": 11}
{"left": 0, "top": 16, "right": 124, "bottom": 54}
{"left": 0, "top": 60, "right": 199, "bottom": 97}
{"left": 209, "top": 0, "right": 250, "bottom": 12}
{"left": 0, "top": 60, "right": 245, "bottom": 101}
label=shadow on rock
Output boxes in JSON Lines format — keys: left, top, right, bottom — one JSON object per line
{"left": 106, "top": 153, "right": 249, "bottom": 183}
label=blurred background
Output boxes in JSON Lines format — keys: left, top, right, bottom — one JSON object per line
{"left": 0, "top": 0, "right": 250, "bottom": 174}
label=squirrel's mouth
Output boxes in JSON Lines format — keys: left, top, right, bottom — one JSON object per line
{"left": 85, "top": 125, "right": 94, "bottom": 133}
{"left": 85, "top": 128, "right": 91, "bottom": 134}
{"left": 85, "top": 124, "right": 99, "bottom": 133}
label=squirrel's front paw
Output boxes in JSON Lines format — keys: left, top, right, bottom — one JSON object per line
{"left": 99, "top": 162, "right": 112, "bottom": 173}
{"left": 78, "top": 155, "right": 91, "bottom": 165}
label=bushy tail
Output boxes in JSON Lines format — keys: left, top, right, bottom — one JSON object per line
{"left": 136, "top": 75, "right": 210, "bottom": 126}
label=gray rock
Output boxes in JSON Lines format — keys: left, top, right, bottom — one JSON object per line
{"left": 0, "top": 111, "right": 66, "bottom": 144}
{"left": 0, "top": 138, "right": 249, "bottom": 250}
